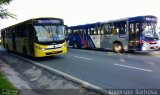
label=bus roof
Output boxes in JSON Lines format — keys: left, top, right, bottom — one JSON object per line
{"left": 102, "top": 15, "right": 157, "bottom": 23}
{"left": 68, "top": 15, "right": 157, "bottom": 29}
{"left": 1, "top": 17, "right": 63, "bottom": 30}
{"left": 69, "top": 22, "right": 101, "bottom": 29}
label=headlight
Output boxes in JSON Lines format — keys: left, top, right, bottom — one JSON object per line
{"left": 35, "top": 46, "right": 45, "bottom": 51}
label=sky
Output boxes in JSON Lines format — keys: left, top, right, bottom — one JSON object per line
{"left": 0, "top": 0, "right": 160, "bottom": 29}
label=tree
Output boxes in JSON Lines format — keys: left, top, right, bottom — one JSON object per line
{"left": 0, "top": 0, "right": 16, "bottom": 19}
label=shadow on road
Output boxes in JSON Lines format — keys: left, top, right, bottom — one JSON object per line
{"left": 68, "top": 47, "right": 159, "bottom": 56}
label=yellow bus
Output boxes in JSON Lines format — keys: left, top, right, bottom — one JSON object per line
{"left": 1, "top": 17, "right": 68, "bottom": 57}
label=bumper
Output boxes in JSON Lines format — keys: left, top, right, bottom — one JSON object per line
{"left": 34, "top": 42, "right": 68, "bottom": 57}
{"left": 34, "top": 45, "right": 67, "bottom": 57}
{"left": 142, "top": 43, "right": 159, "bottom": 51}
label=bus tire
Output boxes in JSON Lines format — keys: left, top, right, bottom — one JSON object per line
{"left": 113, "top": 42, "right": 124, "bottom": 53}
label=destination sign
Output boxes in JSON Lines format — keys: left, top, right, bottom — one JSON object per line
{"left": 35, "top": 19, "right": 63, "bottom": 24}
{"left": 145, "top": 17, "right": 157, "bottom": 21}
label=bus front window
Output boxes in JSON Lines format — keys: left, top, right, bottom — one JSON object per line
{"left": 34, "top": 25, "right": 66, "bottom": 42}
{"left": 142, "top": 22, "right": 157, "bottom": 38}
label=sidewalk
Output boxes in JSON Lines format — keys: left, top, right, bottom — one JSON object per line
{"left": 0, "top": 60, "right": 37, "bottom": 95}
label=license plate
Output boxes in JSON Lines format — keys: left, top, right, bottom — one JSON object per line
{"left": 53, "top": 51, "right": 58, "bottom": 53}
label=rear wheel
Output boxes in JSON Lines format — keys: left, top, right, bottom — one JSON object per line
{"left": 113, "top": 43, "right": 123, "bottom": 53}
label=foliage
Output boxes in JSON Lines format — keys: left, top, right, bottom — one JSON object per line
{"left": 0, "top": 0, "right": 16, "bottom": 19}
{"left": 0, "top": 0, "right": 12, "bottom": 4}
{"left": 0, "top": 71, "right": 19, "bottom": 95}
{"left": 0, "top": 71, "right": 16, "bottom": 89}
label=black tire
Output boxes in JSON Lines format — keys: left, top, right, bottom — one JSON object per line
{"left": 113, "top": 43, "right": 124, "bottom": 53}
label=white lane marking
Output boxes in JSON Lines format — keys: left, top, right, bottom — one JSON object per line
{"left": 114, "top": 64, "right": 152, "bottom": 72}
{"left": 74, "top": 56, "right": 93, "bottom": 61}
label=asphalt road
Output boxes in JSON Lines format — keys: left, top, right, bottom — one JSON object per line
{"left": 28, "top": 48, "right": 160, "bottom": 89}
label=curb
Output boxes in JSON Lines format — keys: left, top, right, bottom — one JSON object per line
{"left": 11, "top": 53, "right": 109, "bottom": 95}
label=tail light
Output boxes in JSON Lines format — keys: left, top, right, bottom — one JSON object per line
{"left": 140, "top": 40, "right": 156, "bottom": 44}
{"left": 139, "top": 40, "right": 144, "bottom": 44}
{"left": 147, "top": 41, "right": 155, "bottom": 44}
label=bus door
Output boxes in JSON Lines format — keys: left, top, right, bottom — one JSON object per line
{"left": 27, "top": 24, "right": 34, "bottom": 55}
{"left": 1, "top": 30, "right": 6, "bottom": 48}
{"left": 66, "top": 28, "right": 74, "bottom": 46}
{"left": 11, "top": 29, "right": 16, "bottom": 51}
{"left": 100, "top": 23, "right": 112, "bottom": 49}
{"left": 70, "top": 29, "right": 82, "bottom": 48}
{"left": 128, "top": 22, "right": 141, "bottom": 50}
{"left": 89, "top": 26, "right": 101, "bottom": 48}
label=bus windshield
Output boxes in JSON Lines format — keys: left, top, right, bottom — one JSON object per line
{"left": 34, "top": 25, "right": 66, "bottom": 42}
{"left": 142, "top": 22, "right": 157, "bottom": 38}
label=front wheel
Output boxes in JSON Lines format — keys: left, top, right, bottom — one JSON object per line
{"left": 113, "top": 43, "right": 124, "bottom": 53}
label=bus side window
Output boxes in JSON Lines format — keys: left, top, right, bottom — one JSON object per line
{"left": 129, "top": 24, "right": 134, "bottom": 34}
{"left": 111, "top": 24, "right": 117, "bottom": 35}
{"left": 70, "top": 29, "right": 73, "bottom": 35}
{"left": 4, "top": 30, "right": 7, "bottom": 39}
{"left": 87, "top": 28, "right": 90, "bottom": 35}
{"left": 135, "top": 23, "right": 140, "bottom": 34}
{"left": 82, "top": 29, "right": 85, "bottom": 36}
{"left": 67, "top": 29, "right": 71, "bottom": 35}
{"left": 102, "top": 24, "right": 111, "bottom": 35}
{"left": 27, "top": 24, "right": 35, "bottom": 41}
{"left": 111, "top": 21, "right": 126, "bottom": 35}
{"left": 73, "top": 30, "right": 78, "bottom": 36}
{"left": 91, "top": 28, "right": 94, "bottom": 35}
{"left": 83, "top": 28, "right": 87, "bottom": 36}
{"left": 91, "top": 27, "right": 98, "bottom": 35}
{"left": 97, "top": 27, "right": 100, "bottom": 35}
{"left": 101, "top": 27, "right": 105, "bottom": 35}
{"left": 94, "top": 30, "right": 97, "bottom": 35}
{"left": 78, "top": 29, "right": 82, "bottom": 36}
{"left": 22, "top": 24, "right": 27, "bottom": 37}
{"left": 94, "top": 26, "right": 100, "bottom": 35}
{"left": 119, "top": 23, "right": 126, "bottom": 34}
{"left": 6, "top": 29, "right": 10, "bottom": 38}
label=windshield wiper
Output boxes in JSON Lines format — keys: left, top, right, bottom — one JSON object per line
{"left": 41, "top": 24, "right": 50, "bottom": 33}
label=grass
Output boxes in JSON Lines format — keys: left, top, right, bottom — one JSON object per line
{"left": 0, "top": 71, "right": 19, "bottom": 95}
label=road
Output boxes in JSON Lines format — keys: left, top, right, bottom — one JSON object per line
{"left": 1, "top": 46, "right": 160, "bottom": 89}
{"left": 28, "top": 48, "right": 160, "bottom": 89}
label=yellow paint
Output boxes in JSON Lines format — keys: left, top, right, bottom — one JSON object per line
{"left": 34, "top": 41, "right": 67, "bottom": 57}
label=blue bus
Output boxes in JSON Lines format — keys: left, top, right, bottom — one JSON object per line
{"left": 67, "top": 15, "right": 159, "bottom": 53}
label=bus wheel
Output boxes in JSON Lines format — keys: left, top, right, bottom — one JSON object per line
{"left": 113, "top": 43, "right": 123, "bottom": 53}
